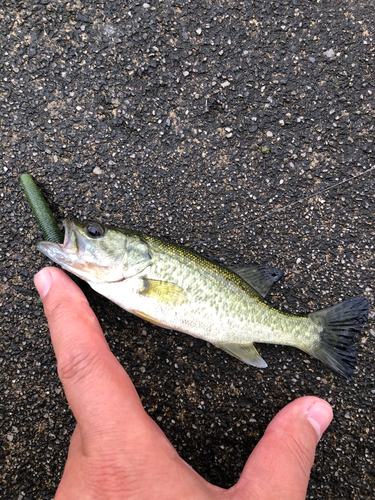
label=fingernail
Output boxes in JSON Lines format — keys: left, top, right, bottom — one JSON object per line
{"left": 307, "top": 401, "right": 333, "bottom": 442}
{"left": 34, "top": 268, "right": 52, "bottom": 300}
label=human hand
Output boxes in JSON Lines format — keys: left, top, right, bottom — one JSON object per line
{"left": 35, "top": 267, "right": 333, "bottom": 500}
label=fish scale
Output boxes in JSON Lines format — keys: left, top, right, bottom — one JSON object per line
{"left": 144, "top": 236, "right": 318, "bottom": 346}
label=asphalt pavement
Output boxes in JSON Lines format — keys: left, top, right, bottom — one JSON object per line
{"left": 1, "top": 1, "right": 374, "bottom": 498}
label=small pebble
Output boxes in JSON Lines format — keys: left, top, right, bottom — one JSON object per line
{"left": 323, "top": 48, "right": 335, "bottom": 58}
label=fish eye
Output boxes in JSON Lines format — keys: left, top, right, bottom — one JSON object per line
{"left": 86, "top": 223, "right": 104, "bottom": 238}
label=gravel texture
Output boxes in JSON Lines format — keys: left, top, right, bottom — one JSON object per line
{"left": 1, "top": 1, "right": 374, "bottom": 498}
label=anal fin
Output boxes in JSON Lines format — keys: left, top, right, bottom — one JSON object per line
{"left": 214, "top": 342, "right": 267, "bottom": 368}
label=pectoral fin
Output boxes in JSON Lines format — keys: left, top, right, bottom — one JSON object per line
{"left": 140, "top": 278, "right": 188, "bottom": 306}
{"left": 230, "top": 265, "right": 283, "bottom": 298}
{"left": 214, "top": 342, "right": 267, "bottom": 368}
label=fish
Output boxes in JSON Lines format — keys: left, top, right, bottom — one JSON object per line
{"left": 36, "top": 220, "right": 369, "bottom": 380}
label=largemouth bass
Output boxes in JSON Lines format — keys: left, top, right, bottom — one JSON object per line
{"left": 37, "top": 220, "right": 369, "bottom": 379}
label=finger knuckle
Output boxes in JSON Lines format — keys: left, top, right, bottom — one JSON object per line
{"left": 48, "top": 295, "right": 73, "bottom": 325}
{"left": 58, "top": 346, "right": 101, "bottom": 386}
{"left": 285, "top": 432, "right": 313, "bottom": 473}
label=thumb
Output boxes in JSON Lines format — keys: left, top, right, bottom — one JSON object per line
{"left": 234, "top": 396, "right": 333, "bottom": 500}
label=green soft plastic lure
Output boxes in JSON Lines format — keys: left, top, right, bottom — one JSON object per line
{"left": 21, "top": 174, "right": 67, "bottom": 306}
{"left": 20, "top": 173, "right": 63, "bottom": 244}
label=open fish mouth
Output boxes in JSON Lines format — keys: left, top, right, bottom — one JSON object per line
{"left": 36, "top": 219, "right": 80, "bottom": 267}
{"left": 61, "top": 220, "right": 80, "bottom": 253}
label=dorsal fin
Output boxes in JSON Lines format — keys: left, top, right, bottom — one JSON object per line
{"left": 229, "top": 265, "right": 283, "bottom": 298}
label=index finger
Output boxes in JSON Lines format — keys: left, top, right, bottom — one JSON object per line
{"left": 34, "top": 267, "right": 148, "bottom": 446}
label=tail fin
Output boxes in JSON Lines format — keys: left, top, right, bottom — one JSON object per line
{"left": 308, "top": 297, "right": 369, "bottom": 380}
